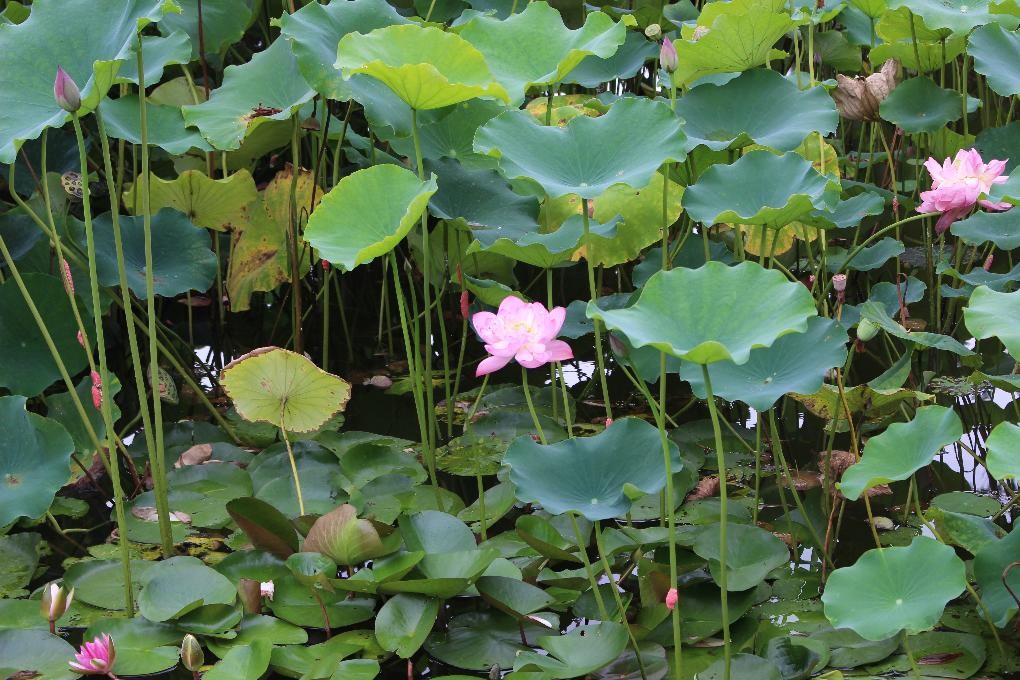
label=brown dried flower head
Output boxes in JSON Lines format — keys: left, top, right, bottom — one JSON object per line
{"left": 832, "top": 60, "right": 901, "bottom": 121}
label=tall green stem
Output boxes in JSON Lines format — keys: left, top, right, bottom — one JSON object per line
{"left": 569, "top": 513, "right": 609, "bottom": 621}
{"left": 580, "top": 198, "right": 613, "bottom": 421}
{"left": 521, "top": 367, "right": 547, "bottom": 444}
{"left": 701, "top": 365, "right": 730, "bottom": 679}
{"left": 593, "top": 521, "right": 649, "bottom": 680}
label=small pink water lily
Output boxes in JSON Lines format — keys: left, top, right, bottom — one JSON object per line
{"left": 918, "top": 148, "right": 1011, "bottom": 233}
{"left": 471, "top": 296, "right": 572, "bottom": 377}
{"left": 70, "top": 633, "right": 116, "bottom": 676}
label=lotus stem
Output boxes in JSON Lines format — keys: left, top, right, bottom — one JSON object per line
{"left": 658, "top": 354, "right": 684, "bottom": 677}
{"left": 569, "top": 512, "right": 609, "bottom": 622}
{"left": 593, "top": 521, "right": 649, "bottom": 680}
{"left": 521, "top": 367, "right": 547, "bottom": 444}
{"left": 281, "top": 424, "right": 306, "bottom": 517}
{"left": 475, "top": 473, "right": 487, "bottom": 541}
{"left": 580, "top": 198, "right": 613, "bottom": 422}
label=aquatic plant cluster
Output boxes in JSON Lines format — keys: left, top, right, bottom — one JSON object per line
{"left": 1, "top": 0, "right": 1020, "bottom": 678}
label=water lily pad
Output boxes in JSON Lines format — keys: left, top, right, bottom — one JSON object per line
{"left": 336, "top": 25, "right": 509, "bottom": 109}
{"left": 503, "top": 417, "right": 683, "bottom": 521}
{"left": 474, "top": 96, "right": 687, "bottom": 198}
{"left": 0, "top": 629, "right": 77, "bottom": 680}
{"left": 206, "top": 614, "right": 308, "bottom": 657}
{"left": 476, "top": 576, "right": 556, "bottom": 618}
{"left": 682, "top": 151, "right": 840, "bottom": 227}
{"left": 969, "top": 23, "right": 1020, "bottom": 97}
{"left": 965, "top": 286, "right": 1020, "bottom": 359}
{"left": 823, "top": 537, "right": 967, "bottom": 640}
{"left": 376, "top": 593, "right": 440, "bottom": 658}
{"left": 512, "top": 622, "right": 629, "bottom": 678}
{"left": 693, "top": 522, "right": 790, "bottom": 591}
{"left": 879, "top": 77, "right": 976, "bottom": 134}
{"left": 839, "top": 405, "right": 963, "bottom": 500}
{"left": 589, "top": 261, "right": 817, "bottom": 365}
{"left": 680, "top": 316, "right": 848, "bottom": 411}
{"left": 138, "top": 556, "right": 237, "bottom": 622}
{"left": 85, "top": 618, "right": 181, "bottom": 676}
{"left": 699, "top": 654, "right": 782, "bottom": 680}
{"left": 457, "top": 1, "right": 625, "bottom": 103}
{"left": 205, "top": 640, "right": 272, "bottom": 680}
{"left": 303, "top": 164, "right": 437, "bottom": 271}
{"left": 425, "top": 611, "right": 555, "bottom": 671}
{"left": 268, "top": 576, "right": 375, "bottom": 629}
{"left": 0, "top": 396, "right": 74, "bottom": 526}
{"left": 63, "top": 559, "right": 153, "bottom": 611}
{"left": 974, "top": 527, "right": 1020, "bottom": 626}
{"left": 123, "top": 170, "right": 257, "bottom": 232}
{"left": 0, "top": 532, "right": 41, "bottom": 598}
{"left": 221, "top": 347, "right": 352, "bottom": 433}
{"left": 677, "top": 69, "right": 837, "bottom": 152}
{"left": 90, "top": 209, "right": 218, "bottom": 298}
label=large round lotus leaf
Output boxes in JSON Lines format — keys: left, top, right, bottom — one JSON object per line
{"left": 879, "top": 78, "right": 975, "bottom": 134}
{"left": 474, "top": 97, "right": 687, "bottom": 199}
{"left": 0, "top": 629, "right": 77, "bottom": 680}
{"left": 693, "top": 522, "right": 790, "bottom": 591}
{"left": 456, "top": 1, "right": 624, "bottom": 103}
{"left": 886, "top": 0, "right": 1017, "bottom": 34}
{"left": 99, "top": 95, "right": 213, "bottom": 155}
{"left": 512, "top": 622, "right": 628, "bottom": 678}
{"left": 0, "top": 273, "right": 92, "bottom": 397}
{"left": 677, "top": 69, "right": 837, "bottom": 152}
{"left": 375, "top": 593, "right": 440, "bottom": 658}
{"left": 839, "top": 405, "right": 962, "bottom": 500}
{"left": 681, "top": 316, "right": 848, "bottom": 411}
{"left": 182, "top": 39, "right": 316, "bottom": 150}
{"left": 0, "top": 0, "right": 175, "bottom": 163}
{"left": 89, "top": 209, "right": 218, "bottom": 298}
{"left": 503, "top": 417, "right": 683, "bottom": 521}
{"left": 160, "top": 0, "right": 254, "bottom": 59}
{"left": 671, "top": 0, "right": 796, "bottom": 87}
{"left": 965, "top": 286, "right": 1020, "bottom": 359}
{"left": 278, "top": 0, "right": 410, "bottom": 100}
{"left": 951, "top": 209, "right": 1020, "bottom": 250}
{"left": 586, "top": 171, "right": 685, "bottom": 267}
{"left": 123, "top": 170, "right": 257, "bottom": 232}
{"left": 0, "top": 396, "right": 74, "bottom": 527}
{"left": 425, "top": 611, "right": 556, "bottom": 671}
{"left": 85, "top": 618, "right": 181, "bottom": 676}
{"left": 400, "top": 100, "right": 505, "bottom": 169}
{"left": 113, "top": 31, "right": 193, "bottom": 88}
{"left": 969, "top": 24, "right": 1020, "bottom": 96}
{"left": 589, "top": 261, "right": 816, "bottom": 365}
{"left": 336, "top": 25, "right": 509, "bottom": 110}
{"left": 138, "top": 556, "right": 237, "bottom": 622}
{"left": 974, "top": 527, "right": 1020, "bottom": 627}
{"left": 700, "top": 654, "right": 782, "bottom": 680}
{"left": 303, "top": 165, "right": 437, "bottom": 271}
{"left": 682, "top": 151, "right": 840, "bottom": 227}
{"left": 822, "top": 537, "right": 967, "bottom": 640}
{"left": 564, "top": 30, "right": 658, "bottom": 88}
{"left": 221, "top": 347, "right": 352, "bottom": 433}
{"left": 985, "top": 421, "right": 1020, "bottom": 482}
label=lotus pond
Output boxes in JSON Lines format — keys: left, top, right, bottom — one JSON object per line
{"left": 5, "top": 0, "right": 1020, "bottom": 678}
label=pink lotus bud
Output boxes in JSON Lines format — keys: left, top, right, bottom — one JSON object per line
{"left": 90, "top": 370, "right": 102, "bottom": 410}
{"left": 665, "top": 587, "right": 679, "bottom": 610}
{"left": 984, "top": 254, "right": 994, "bottom": 271}
{"left": 460, "top": 290, "right": 470, "bottom": 320}
{"left": 77, "top": 330, "right": 85, "bottom": 348}
{"left": 321, "top": 259, "right": 330, "bottom": 271}
{"left": 605, "top": 418, "right": 614, "bottom": 427}
{"left": 60, "top": 259, "right": 74, "bottom": 295}
{"left": 69, "top": 633, "right": 115, "bottom": 675}
{"left": 659, "top": 37, "right": 678, "bottom": 74}
{"left": 54, "top": 66, "right": 82, "bottom": 114}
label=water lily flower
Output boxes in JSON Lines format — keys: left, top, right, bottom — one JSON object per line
{"left": 40, "top": 582, "right": 73, "bottom": 633}
{"left": 260, "top": 580, "right": 275, "bottom": 601}
{"left": 180, "top": 634, "right": 204, "bottom": 673}
{"left": 471, "top": 296, "right": 572, "bottom": 377}
{"left": 832, "top": 59, "right": 899, "bottom": 121}
{"left": 53, "top": 66, "right": 82, "bottom": 114}
{"left": 659, "top": 37, "right": 678, "bottom": 74}
{"left": 70, "top": 634, "right": 116, "bottom": 676}
{"left": 918, "top": 148, "right": 1010, "bottom": 234}
{"left": 665, "top": 587, "right": 679, "bottom": 610}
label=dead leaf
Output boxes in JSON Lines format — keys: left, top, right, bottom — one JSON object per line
{"left": 176, "top": 443, "right": 213, "bottom": 468}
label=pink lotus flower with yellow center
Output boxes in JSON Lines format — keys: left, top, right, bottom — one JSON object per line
{"left": 472, "top": 296, "right": 572, "bottom": 377}
{"left": 70, "top": 633, "right": 116, "bottom": 676}
{"left": 918, "top": 148, "right": 1010, "bottom": 233}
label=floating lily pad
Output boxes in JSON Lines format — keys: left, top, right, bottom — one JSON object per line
{"left": 512, "top": 622, "right": 629, "bottom": 678}
{"left": 822, "top": 537, "right": 967, "bottom": 640}
{"left": 965, "top": 286, "right": 1020, "bottom": 359}
{"left": 425, "top": 611, "right": 555, "bottom": 671}
{"left": 503, "top": 417, "right": 683, "bottom": 521}
{"left": 693, "top": 522, "right": 790, "bottom": 591}
{"left": 205, "top": 640, "right": 272, "bottom": 680}
{"left": 138, "top": 556, "right": 237, "bottom": 622}
{"left": 0, "top": 532, "right": 41, "bottom": 598}
{"left": 63, "top": 559, "right": 153, "bottom": 612}
{"left": 375, "top": 594, "right": 439, "bottom": 658}
{"left": 84, "top": 618, "right": 181, "bottom": 676}
{"left": 588, "top": 261, "right": 817, "bottom": 365}
{"left": 0, "top": 629, "right": 77, "bottom": 680}
{"left": 699, "top": 654, "right": 782, "bottom": 680}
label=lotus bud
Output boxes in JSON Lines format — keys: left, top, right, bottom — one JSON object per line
{"left": 238, "top": 579, "right": 262, "bottom": 614}
{"left": 659, "top": 37, "right": 678, "bottom": 74}
{"left": 90, "top": 370, "right": 102, "bottom": 410}
{"left": 180, "top": 634, "right": 204, "bottom": 672}
{"left": 321, "top": 259, "right": 331, "bottom": 271}
{"left": 831, "top": 59, "right": 900, "bottom": 121}
{"left": 61, "top": 259, "right": 75, "bottom": 295}
{"left": 856, "top": 318, "right": 879, "bottom": 342}
{"left": 644, "top": 23, "right": 662, "bottom": 40}
{"left": 460, "top": 290, "right": 470, "bottom": 320}
{"left": 984, "top": 254, "right": 994, "bottom": 271}
{"left": 76, "top": 330, "right": 86, "bottom": 348}
{"left": 40, "top": 582, "right": 74, "bottom": 632}
{"left": 665, "top": 587, "right": 679, "bottom": 610}
{"left": 53, "top": 66, "right": 82, "bottom": 114}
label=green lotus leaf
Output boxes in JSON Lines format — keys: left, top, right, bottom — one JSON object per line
{"left": 336, "top": 25, "right": 509, "bottom": 110}
{"left": 457, "top": 1, "right": 625, "bottom": 103}
{"left": 160, "top": 0, "right": 254, "bottom": 58}
{"left": 969, "top": 24, "right": 1020, "bottom": 96}
{"left": 476, "top": 576, "right": 556, "bottom": 618}
{"left": 474, "top": 97, "right": 687, "bottom": 199}
{"left": 469, "top": 212, "right": 617, "bottom": 269}
{"left": 693, "top": 522, "right": 790, "bottom": 591}
{"left": 700, "top": 654, "right": 783, "bottom": 680}
{"left": 221, "top": 347, "right": 352, "bottom": 433}
{"left": 401, "top": 100, "right": 505, "bottom": 169}
{"left": 564, "top": 30, "right": 658, "bottom": 88}
{"left": 303, "top": 504, "right": 396, "bottom": 566}
{"left": 974, "top": 527, "right": 1020, "bottom": 626}
{"left": 115, "top": 31, "right": 193, "bottom": 87}
{"left": 670, "top": 0, "right": 797, "bottom": 87}
{"left": 879, "top": 77, "right": 976, "bottom": 134}
{"left": 278, "top": 0, "right": 410, "bottom": 100}
{"left": 886, "top": 0, "right": 1018, "bottom": 34}
{"left": 249, "top": 443, "right": 345, "bottom": 517}
{"left": 89, "top": 209, "right": 217, "bottom": 298}
{"left": 682, "top": 151, "right": 840, "bottom": 227}
{"left": 286, "top": 552, "right": 337, "bottom": 591}
{"left": 986, "top": 421, "right": 1020, "bottom": 482}
{"left": 375, "top": 594, "right": 440, "bottom": 659}
{"left": 765, "top": 637, "right": 825, "bottom": 680}
{"left": 205, "top": 640, "right": 272, "bottom": 680}
{"left": 206, "top": 614, "right": 308, "bottom": 657}
{"left": 0, "top": 532, "right": 40, "bottom": 598}
{"left": 860, "top": 300, "right": 975, "bottom": 356}
{"left": 503, "top": 417, "right": 683, "bottom": 521}
{"left": 512, "top": 622, "right": 629, "bottom": 678}
{"left": 0, "top": 273, "right": 92, "bottom": 397}
{"left": 63, "top": 560, "right": 153, "bottom": 612}
{"left": 589, "top": 261, "right": 817, "bottom": 365}
{"left": 124, "top": 169, "right": 256, "bottom": 232}
{"left": 951, "top": 208, "right": 1020, "bottom": 250}
{"left": 839, "top": 405, "right": 963, "bottom": 500}
{"left": 680, "top": 316, "right": 849, "bottom": 411}
{"left": 0, "top": 0, "right": 176, "bottom": 163}
{"left": 586, "top": 171, "right": 685, "bottom": 267}
{"left": 965, "top": 285, "right": 1020, "bottom": 359}
{"left": 0, "top": 396, "right": 74, "bottom": 527}
{"left": 99, "top": 96, "right": 212, "bottom": 155}
{"left": 425, "top": 611, "right": 556, "bottom": 671}
{"left": 84, "top": 618, "right": 181, "bottom": 676}
{"left": 826, "top": 237, "right": 905, "bottom": 272}
{"left": 304, "top": 165, "right": 437, "bottom": 271}
{"left": 0, "top": 629, "right": 77, "bottom": 680}
{"left": 677, "top": 69, "right": 837, "bottom": 152}
{"left": 182, "top": 39, "right": 316, "bottom": 150}
{"left": 822, "top": 537, "right": 967, "bottom": 640}
{"left": 138, "top": 556, "right": 237, "bottom": 622}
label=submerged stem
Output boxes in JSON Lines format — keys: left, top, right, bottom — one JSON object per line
{"left": 701, "top": 365, "right": 731, "bottom": 679}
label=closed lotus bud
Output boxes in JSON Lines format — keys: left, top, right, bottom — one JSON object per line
{"left": 40, "top": 582, "right": 74, "bottom": 630}
{"left": 665, "top": 587, "right": 679, "bottom": 610}
{"left": 832, "top": 60, "right": 900, "bottom": 122}
{"left": 659, "top": 37, "right": 678, "bottom": 74}
{"left": 90, "top": 370, "right": 102, "bottom": 410}
{"left": 180, "top": 634, "right": 204, "bottom": 672}
{"left": 857, "top": 318, "right": 879, "bottom": 342}
{"left": 53, "top": 66, "right": 82, "bottom": 114}
{"left": 238, "top": 579, "right": 262, "bottom": 614}
{"left": 644, "top": 23, "right": 662, "bottom": 40}
{"left": 984, "top": 254, "right": 994, "bottom": 271}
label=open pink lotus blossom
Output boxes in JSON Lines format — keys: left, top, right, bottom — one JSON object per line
{"left": 70, "top": 633, "right": 116, "bottom": 676}
{"left": 471, "top": 296, "right": 572, "bottom": 377}
{"left": 918, "top": 148, "right": 1010, "bottom": 233}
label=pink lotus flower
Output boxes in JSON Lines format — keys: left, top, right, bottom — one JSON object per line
{"left": 659, "top": 37, "right": 678, "bottom": 74}
{"left": 665, "top": 587, "right": 679, "bottom": 610}
{"left": 471, "top": 296, "right": 572, "bottom": 377}
{"left": 70, "top": 633, "right": 116, "bottom": 676}
{"left": 918, "top": 148, "right": 1010, "bottom": 233}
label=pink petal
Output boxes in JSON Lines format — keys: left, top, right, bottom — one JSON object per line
{"left": 497, "top": 295, "right": 527, "bottom": 315}
{"left": 545, "top": 339, "right": 573, "bottom": 362}
{"left": 542, "top": 306, "right": 567, "bottom": 339}
{"left": 476, "top": 354, "right": 512, "bottom": 377}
